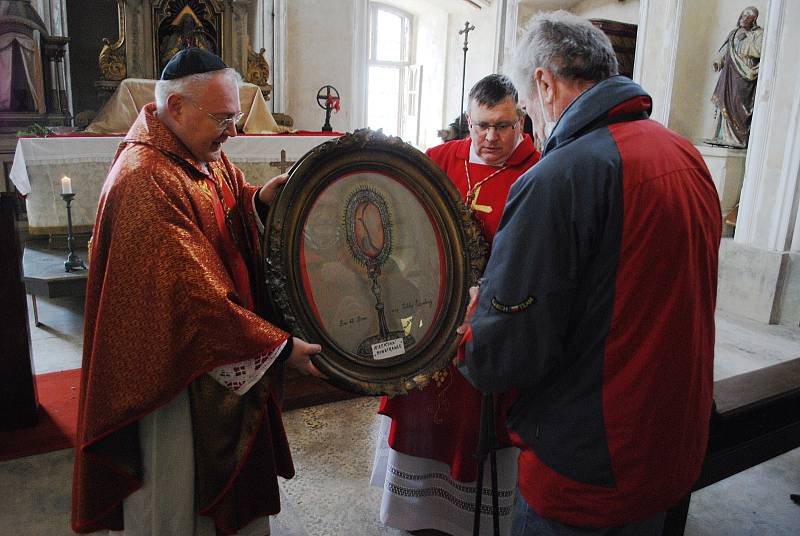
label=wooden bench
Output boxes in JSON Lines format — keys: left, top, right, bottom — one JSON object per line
{"left": 663, "top": 357, "right": 800, "bottom": 535}
{"left": 22, "top": 245, "right": 88, "bottom": 326}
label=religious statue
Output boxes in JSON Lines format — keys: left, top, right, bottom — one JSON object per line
{"left": 707, "top": 6, "right": 763, "bottom": 149}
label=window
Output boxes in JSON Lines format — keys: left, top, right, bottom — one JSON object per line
{"left": 367, "top": 3, "right": 413, "bottom": 138}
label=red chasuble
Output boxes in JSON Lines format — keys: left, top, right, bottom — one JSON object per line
{"left": 72, "top": 104, "right": 292, "bottom": 534}
{"left": 379, "top": 135, "right": 539, "bottom": 481}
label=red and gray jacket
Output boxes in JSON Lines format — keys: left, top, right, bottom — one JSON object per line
{"left": 462, "top": 75, "right": 721, "bottom": 527}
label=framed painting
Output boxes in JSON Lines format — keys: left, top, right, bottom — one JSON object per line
{"left": 265, "top": 129, "right": 487, "bottom": 396}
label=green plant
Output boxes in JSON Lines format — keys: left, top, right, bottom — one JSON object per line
{"left": 17, "top": 124, "right": 54, "bottom": 137}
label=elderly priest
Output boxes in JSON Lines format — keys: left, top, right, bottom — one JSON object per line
{"left": 71, "top": 48, "right": 323, "bottom": 535}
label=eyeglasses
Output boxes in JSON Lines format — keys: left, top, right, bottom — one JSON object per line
{"left": 470, "top": 120, "right": 518, "bottom": 135}
{"left": 186, "top": 99, "right": 244, "bottom": 129}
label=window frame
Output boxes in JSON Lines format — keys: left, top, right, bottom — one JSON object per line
{"left": 367, "top": 2, "right": 415, "bottom": 137}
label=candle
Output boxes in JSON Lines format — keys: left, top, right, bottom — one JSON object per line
{"left": 61, "top": 176, "right": 72, "bottom": 194}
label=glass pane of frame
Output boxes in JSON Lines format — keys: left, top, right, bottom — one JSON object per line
{"left": 266, "top": 129, "right": 487, "bottom": 397}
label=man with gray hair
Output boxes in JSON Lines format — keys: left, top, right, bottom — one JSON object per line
{"left": 72, "top": 48, "right": 323, "bottom": 535}
{"left": 459, "top": 11, "right": 721, "bottom": 536}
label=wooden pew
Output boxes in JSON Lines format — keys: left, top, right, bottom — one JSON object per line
{"left": 663, "top": 357, "right": 800, "bottom": 535}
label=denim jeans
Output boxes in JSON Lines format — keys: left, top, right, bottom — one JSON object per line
{"left": 511, "top": 489, "right": 665, "bottom": 536}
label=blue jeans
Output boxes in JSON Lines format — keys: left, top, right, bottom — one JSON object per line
{"left": 511, "top": 489, "right": 665, "bottom": 536}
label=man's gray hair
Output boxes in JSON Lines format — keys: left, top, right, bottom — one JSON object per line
{"left": 509, "top": 10, "right": 618, "bottom": 97}
{"left": 154, "top": 67, "right": 241, "bottom": 111}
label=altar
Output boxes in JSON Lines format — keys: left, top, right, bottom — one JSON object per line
{"left": 9, "top": 133, "right": 338, "bottom": 234}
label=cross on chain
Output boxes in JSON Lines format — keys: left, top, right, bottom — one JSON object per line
{"left": 269, "top": 149, "right": 294, "bottom": 174}
{"left": 468, "top": 184, "right": 492, "bottom": 214}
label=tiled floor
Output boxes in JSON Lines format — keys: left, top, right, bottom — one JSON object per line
{"left": 1, "top": 294, "right": 799, "bottom": 535}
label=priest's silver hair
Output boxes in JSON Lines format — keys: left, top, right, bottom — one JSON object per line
{"left": 154, "top": 67, "right": 241, "bottom": 111}
{"left": 508, "top": 10, "right": 618, "bottom": 99}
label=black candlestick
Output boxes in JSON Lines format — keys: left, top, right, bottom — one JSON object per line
{"left": 322, "top": 107, "right": 333, "bottom": 132}
{"left": 61, "top": 193, "right": 86, "bottom": 272}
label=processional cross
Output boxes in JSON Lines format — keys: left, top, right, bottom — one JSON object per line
{"left": 269, "top": 149, "right": 294, "bottom": 174}
{"left": 458, "top": 21, "right": 476, "bottom": 135}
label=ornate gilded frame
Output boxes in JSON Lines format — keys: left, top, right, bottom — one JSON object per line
{"left": 266, "top": 129, "right": 487, "bottom": 397}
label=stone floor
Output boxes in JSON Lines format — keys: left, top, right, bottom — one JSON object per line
{"left": 1, "top": 295, "right": 798, "bottom": 535}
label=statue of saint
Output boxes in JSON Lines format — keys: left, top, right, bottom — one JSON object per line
{"left": 708, "top": 6, "right": 763, "bottom": 148}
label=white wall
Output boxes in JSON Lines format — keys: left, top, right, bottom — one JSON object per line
{"left": 571, "top": 0, "right": 639, "bottom": 23}
{"left": 414, "top": 7, "right": 449, "bottom": 149}
{"left": 444, "top": 3, "right": 501, "bottom": 125}
{"left": 285, "top": 0, "right": 355, "bottom": 132}
{"left": 283, "top": 0, "right": 494, "bottom": 141}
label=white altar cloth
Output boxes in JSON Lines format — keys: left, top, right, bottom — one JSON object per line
{"left": 10, "top": 134, "right": 337, "bottom": 233}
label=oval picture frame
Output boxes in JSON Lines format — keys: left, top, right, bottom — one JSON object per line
{"left": 265, "top": 129, "right": 487, "bottom": 397}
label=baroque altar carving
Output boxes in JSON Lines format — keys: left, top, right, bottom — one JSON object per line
{"left": 95, "top": 0, "right": 256, "bottom": 93}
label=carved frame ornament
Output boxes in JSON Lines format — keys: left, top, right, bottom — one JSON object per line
{"left": 266, "top": 129, "right": 488, "bottom": 397}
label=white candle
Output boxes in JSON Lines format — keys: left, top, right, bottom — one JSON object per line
{"left": 61, "top": 176, "right": 72, "bottom": 194}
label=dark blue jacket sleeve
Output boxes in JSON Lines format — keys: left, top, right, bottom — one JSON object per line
{"left": 463, "top": 165, "right": 580, "bottom": 393}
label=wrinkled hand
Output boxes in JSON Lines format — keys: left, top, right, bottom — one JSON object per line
{"left": 455, "top": 285, "right": 480, "bottom": 341}
{"left": 286, "top": 337, "right": 327, "bottom": 378}
{"left": 258, "top": 172, "right": 289, "bottom": 205}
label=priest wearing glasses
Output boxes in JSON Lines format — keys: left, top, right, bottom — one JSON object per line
{"left": 71, "top": 48, "right": 324, "bottom": 535}
{"left": 373, "top": 73, "right": 540, "bottom": 536}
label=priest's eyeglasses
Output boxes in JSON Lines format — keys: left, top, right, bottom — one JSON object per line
{"left": 186, "top": 99, "right": 244, "bottom": 129}
{"left": 471, "top": 120, "right": 518, "bottom": 135}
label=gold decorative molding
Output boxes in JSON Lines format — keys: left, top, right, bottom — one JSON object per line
{"left": 98, "top": 0, "right": 127, "bottom": 81}
{"left": 246, "top": 44, "right": 272, "bottom": 101}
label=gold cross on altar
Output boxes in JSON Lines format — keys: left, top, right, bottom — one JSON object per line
{"left": 269, "top": 149, "right": 295, "bottom": 173}
{"left": 468, "top": 184, "right": 493, "bottom": 214}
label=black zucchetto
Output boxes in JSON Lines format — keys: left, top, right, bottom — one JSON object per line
{"left": 160, "top": 48, "right": 227, "bottom": 80}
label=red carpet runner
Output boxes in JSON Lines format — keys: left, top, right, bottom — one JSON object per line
{"left": 0, "top": 368, "right": 359, "bottom": 462}
{"left": 0, "top": 368, "right": 80, "bottom": 462}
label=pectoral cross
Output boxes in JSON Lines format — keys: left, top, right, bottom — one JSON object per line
{"left": 269, "top": 149, "right": 294, "bottom": 174}
{"left": 468, "top": 184, "right": 492, "bottom": 214}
